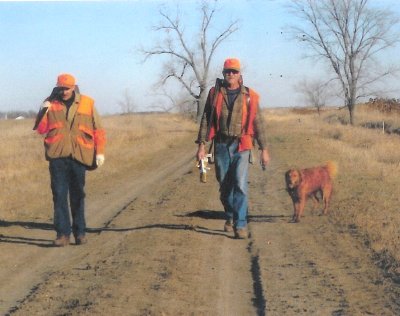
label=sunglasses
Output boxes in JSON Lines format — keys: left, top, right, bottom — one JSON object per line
{"left": 58, "top": 87, "right": 73, "bottom": 91}
{"left": 223, "top": 69, "right": 239, "bottom": 74}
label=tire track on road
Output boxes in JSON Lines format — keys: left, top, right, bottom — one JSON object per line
{"left": 248, "top": 240, "right": 267, "bottom": 316}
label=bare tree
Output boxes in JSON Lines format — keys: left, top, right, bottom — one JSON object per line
{"left": 141, "top": 0, "right": 239, "bottom": 122}
{"left": 150, "top": 88, "right": 187, "bottom": 113}
{"left": 289, "top": 0, "right": 400, "bottom": 124}
{"left": 118, "top": 89, "right": 136, "bottom": 114}
{"left": 149, "top": 87, "right": 197, "bottom": 119}
{"left": 295, "top": 79, "right": 329, "bottom": 115}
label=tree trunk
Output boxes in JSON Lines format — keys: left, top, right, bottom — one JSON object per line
{"left": 347, "top": 100, "right": 355, "bottom": 125}
{"left": 196, "top": 99, "right": 202, "bottom": 123}
{"left": 196, "top": 89, "right": 207, "bottom": 124}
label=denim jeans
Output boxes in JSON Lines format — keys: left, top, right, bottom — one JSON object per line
{"left": 214, "top": 140, "right": 250, "bottom": 229}
{"left": 49, "top": 158, "right": 86, "bottom": 238}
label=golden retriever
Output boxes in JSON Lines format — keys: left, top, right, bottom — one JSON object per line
{"left": 285, "top": 161, "right": 338, "bottom": 223}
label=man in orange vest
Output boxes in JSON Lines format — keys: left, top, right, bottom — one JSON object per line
{"left": 196, "top": 58, "right": 270, "bottom": 239}
{"left": 35, "top": 74, "right": 106, "bottom": 247}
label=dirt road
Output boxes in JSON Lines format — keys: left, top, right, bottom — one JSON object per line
{"left": 1, "top": 136, "right": 399, "bottom": 315}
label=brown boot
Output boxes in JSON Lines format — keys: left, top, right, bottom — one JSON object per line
{"left": 234, "top": 228, "right": 248, "bottom": 239}
{"left": 224, "top": 220, "right": 234, "bottom": 232}
{"left": 54, "top": 235, "right": 70, "bottom": 247}
{"left": 75, "top": 235, "right": 87, "bottom": 245}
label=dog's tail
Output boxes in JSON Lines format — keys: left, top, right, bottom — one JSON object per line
{"left": 325, "top": 161, "right": 338, "bottom": 179}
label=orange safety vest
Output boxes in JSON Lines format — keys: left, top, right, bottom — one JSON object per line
{"left": 36, "top": 95, "right": 106, "bottom": 167}
{"left": 207, "top": 86, "right": 259, "bottom": 152}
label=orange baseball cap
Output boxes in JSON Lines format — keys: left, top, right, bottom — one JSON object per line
{"left": 223, "top": 58, "right": 241, "bottom": 71}
{"left": 57, "top": 73, "right": 76, "bottom": 88}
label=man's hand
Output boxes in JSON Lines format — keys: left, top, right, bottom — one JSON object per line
{"left": 33, "top": 101, "right": 51, "bottom": 131}
{"left": 96, "top": 154, "right": 105, "bottom": 167}
{"left": 196, "top": 143, "right": 206, "bottom": 161}
{"left": 260, "top": 149, "right": 270, "bottom": 170}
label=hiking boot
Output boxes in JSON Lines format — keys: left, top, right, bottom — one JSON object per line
{"left": 234, "top": 228, "right": 248, "bottom": 239}
{"left": 75, "top": 235, "right": 87, "bottom": 245}
{"left": 54, "top": 235, "right": 70, "bottom": 247}
{"left": 224, "top": 220, "right": 234, "bottom": 232}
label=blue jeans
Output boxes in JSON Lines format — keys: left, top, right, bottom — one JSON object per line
{"left": 49, "top": 158, "right": 86, "bottom": 238}
{"left": 214, "top": 140, "right": 250, "bottom": 229}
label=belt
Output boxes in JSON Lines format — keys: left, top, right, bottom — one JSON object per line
{"left": 215, "top": 134, "right": 239, "bottom": 144}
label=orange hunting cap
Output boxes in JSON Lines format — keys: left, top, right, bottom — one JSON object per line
{"left": 223, "top": 58, "right": 241, "bottom": 71}
{"left": 57, "top": 73, "right": 76, "bottom": 88}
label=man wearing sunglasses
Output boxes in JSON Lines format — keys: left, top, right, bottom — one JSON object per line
{"left": 34, "top": 73, "right": 106, "bottom": 247}
{"left": 196, "top": 58, "right": 270, "bottom": 239}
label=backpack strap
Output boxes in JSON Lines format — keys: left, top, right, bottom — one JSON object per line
{"left": 243, "top": 86, "right": 251, "bottom": 134}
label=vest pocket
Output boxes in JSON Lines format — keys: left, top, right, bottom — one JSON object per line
{"left": 239, "top": 134, "right": 253, "bottom": 151}
{"left": 44, "top": 134, "right": 63, "bottom": 144}
{"left": 48, "top": 121, "right": 64, "bottom": 131}
{"left": 76, "top": 136, "right": 94, "bottom": 149}
{"left": 78, "top": 124, "right": 94, "bottom": 138}
{"left": 77, "top": 124, "right": 95, "bottom": 149}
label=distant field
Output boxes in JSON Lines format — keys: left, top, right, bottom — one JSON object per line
{"left": 1, "top": 106, "right": 399, "bottom": 279}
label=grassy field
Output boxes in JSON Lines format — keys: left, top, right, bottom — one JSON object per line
{"left": 266, "top": 105, "right": 400, "bottom": 278}
{"left": 1, "top": 106, "right": 399, "bottom": 279}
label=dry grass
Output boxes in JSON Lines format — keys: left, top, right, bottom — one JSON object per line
{"left": 265, "top": 106, "right": 400, "bottom": 276}
{"left": 0, "top": 114, "right": 197, "bottom": 222}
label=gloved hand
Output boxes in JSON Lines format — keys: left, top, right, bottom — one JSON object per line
{"left": 33, "top": 101, "right": 51, "bottom": 131}
{"left": 47, "top": 86, "right": 64, "bottom": 101}
{"left": 96, "top": 154, "right": 105, "bottom": 167}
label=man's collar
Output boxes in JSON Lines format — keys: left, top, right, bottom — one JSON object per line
{"left": 74, "top": 92, "right": 81, "bottom": 104}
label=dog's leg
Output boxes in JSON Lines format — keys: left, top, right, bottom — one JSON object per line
{"left": 310, "top": 192, "right": 319, "bottom": 214}
{"left": 297, "top": 197, "right": 306, "bottom": 221}
{"left": 291, "top": 196, "right": 305, "bottom": 223}
{"left": 290, "top": 200, "right": 298, "bottom": 223}
{"left": 289, "top": 197, "right": 301, "bottom": 223}
{"left": 322, "top": 185, "right": 333, "bottom": 215}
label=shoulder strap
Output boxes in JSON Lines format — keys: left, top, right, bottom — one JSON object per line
{"left": 243, "top": 86, "right": 251, "bottom": 133}
{"left": 205, "top": 78, "right": 223, "bottom": 141}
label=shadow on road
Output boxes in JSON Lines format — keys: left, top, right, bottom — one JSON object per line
{"left": 248, "top": 214, "right": 290, "bottom": 223}
{"left": 87, "top": 223, "right": 232, "bottom": 238}
{"left": 179, "top": 209, "right": 226, "bottom": 220}
{"left": 0, "top": 235, "right": 54, "bottom": 248}
{"left": 0, "top": 220, "right": 53, "bottom": 230}
{"left": 0, "top": 220, "right": 54, "bottom": 247}
{"left": 0, "top": 208, "right": 247, "bottom": 247}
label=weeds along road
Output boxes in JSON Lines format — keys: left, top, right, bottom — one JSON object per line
{"left": 1, "top": 133, "right": 399, "bottom": 315}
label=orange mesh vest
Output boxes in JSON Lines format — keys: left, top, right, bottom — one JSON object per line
{"left": 37, "top": 95, "right": 105, "bottom": 167}
{"left": 207, "top": 86, "right": 259, "bottom": 152}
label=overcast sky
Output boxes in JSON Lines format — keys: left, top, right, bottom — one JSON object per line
{"left": 0, "top": 0, "right": 399, "bottom": 114}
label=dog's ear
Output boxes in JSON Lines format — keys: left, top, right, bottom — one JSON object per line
{"left": 285, "top": 170, "right": 291, "bottom": 185}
